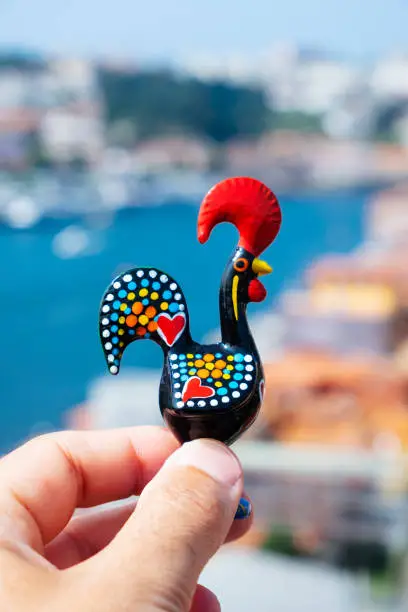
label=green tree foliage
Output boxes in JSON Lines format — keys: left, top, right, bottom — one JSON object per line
{"left": 98, "top": 68, "right": 270, "bottom": 143}
{"left": 0, "top": 50, "right": 45, "bottom": 71}
{"left": 262, "top": 525, "right": 307, "bottom": 558}
{"left": 336, "top": 540, "right": 389, "bottom": 574}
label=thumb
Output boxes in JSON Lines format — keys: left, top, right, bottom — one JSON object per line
{"left": 83, "top": 439, "right": 243, "bottom": 611}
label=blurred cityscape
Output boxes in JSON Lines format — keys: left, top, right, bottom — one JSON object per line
{"left": 2, "top": 31, "right": 408, "bottom": 612}
{"left": 1, "top": 47, "right": 408, "bottom": 228}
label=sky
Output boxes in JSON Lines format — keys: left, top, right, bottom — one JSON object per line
{"left": 0, "top": 0, "right": 407, "bottom": 63}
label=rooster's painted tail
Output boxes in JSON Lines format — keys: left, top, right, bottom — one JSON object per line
{"left": 99, "top": 267, "right": 190, "bottom": 374}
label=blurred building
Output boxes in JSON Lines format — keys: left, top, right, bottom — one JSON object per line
{"left": 226, "top": 132, "right": 408, "bottom": 191}
{"left": 270, "top": 54, "right": 360, "bottom": 116}
{"left": 38, "top": 59, "right": 104, "bottom": 165}
{"left": 0, "top": 55, "right": 47, "bottom": 169}
{"left": 0, "top": 108, "right": 41, "bottom": 169}
{"left": 235, "top": 441, "right": 407, "bottom": 562}
{"left": 257, "top": 351, "right": 408, "bottom": 450}
{"left": 39, "top": 102, "right": 104, "bottom": 165}
{"left": 370, "top": 54, "right": 408, "bottom": 102}
{"left": 131, "top": 136, "right": 212, "bottom": 173}
{"left": 366, "top": 183, "right": 408, "bottom": 244}
{"left": 281, "top": 237, "right": 408, "bottom": 358}
{"left": 0, "top": 55, "right": 104, "bottom": 168}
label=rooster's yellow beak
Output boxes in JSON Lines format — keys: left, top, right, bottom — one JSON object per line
{"left": 252, "top": 258, "right": 273, "bottom": 276}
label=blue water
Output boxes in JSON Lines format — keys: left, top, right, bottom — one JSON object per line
{"left": 0, "top": 191, "right": 368, "bottom": 451}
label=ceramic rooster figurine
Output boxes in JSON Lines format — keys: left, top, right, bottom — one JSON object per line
{"left": 99, "top": 177, "right": 282, "bottom": 447}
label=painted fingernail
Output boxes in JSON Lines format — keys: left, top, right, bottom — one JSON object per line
{"left": 234, "top": 496, "right": 252, "bottom": 520}
{"left": 165, "top": 439, "right": 242, "bottom": 491}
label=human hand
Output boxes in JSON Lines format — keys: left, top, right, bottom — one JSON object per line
{"left": 0, "top": 427, "right": 251, "bottom": 611}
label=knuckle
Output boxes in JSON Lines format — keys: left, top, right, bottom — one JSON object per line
{"left": 147, "top": 582, "right": 192, "bottom": 612}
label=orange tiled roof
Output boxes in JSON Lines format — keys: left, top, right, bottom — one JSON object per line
{"left": 261, "top": 351, "right": 408, "bottom": 451}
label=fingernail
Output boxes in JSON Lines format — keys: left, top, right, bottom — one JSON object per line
{"left": 235, "top": 497, "right": 252, "bottom": 520}
{"left": 165, "top": 439, "right": 242, "bottom": 489}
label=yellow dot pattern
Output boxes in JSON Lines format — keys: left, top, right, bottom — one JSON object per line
{"left": 192, "top": 353, "right": 251, "bottom": 387}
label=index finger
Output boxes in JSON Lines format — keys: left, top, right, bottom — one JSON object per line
{"left": 0, "top": 426, "right": 179, "bottom": 552}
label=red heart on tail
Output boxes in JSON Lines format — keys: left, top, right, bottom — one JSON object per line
{"left": 182, "top": 376, "right": 215, "bottom": 402}
{"left": 157, "top": 313, "right": 186, "bottom": 346}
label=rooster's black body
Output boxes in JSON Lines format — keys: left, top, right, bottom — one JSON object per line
{"left": 99, "top": 177, "right": 282, "bottom": 445}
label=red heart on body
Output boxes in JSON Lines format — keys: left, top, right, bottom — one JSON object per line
{"left": 182, "top": 376, "right": 215, "bottom": 402}
{"left": 157, "top": 313, "right": 186, "bottom": 346}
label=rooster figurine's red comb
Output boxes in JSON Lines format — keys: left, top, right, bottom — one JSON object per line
{"left": 197, "top": 177, "right": 282, "bottom": 256}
